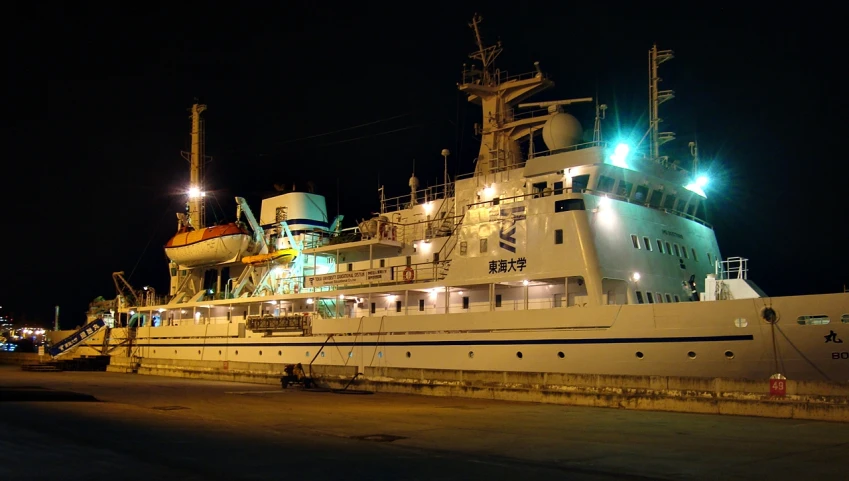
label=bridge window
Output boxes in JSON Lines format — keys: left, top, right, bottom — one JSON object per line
{"left": 663, "top": 194, "right": 677, "bottom": 210}
{"left": 555, "top": 229, "right": 563, "bottom": 245}
{"left": 648, "top": 191, "right": 663, "bottom": 208}
{"left": 616, "top": 180, "right": 633, "bottom": 197}
{"left": 597, "top": 175, "right": 615, "bottom": 193}
{"left": 634, "top": 185, "right": 649, "bottom": 203}
{"left": 532, "top": 181, "right": 548, "bottom": 198}
{"left": 555, "top": 199, "right": 585, "bottom": 212}
{"left": 571, "top": 174, "right": 590, "bottom": 193}
{"left": 553, "top": 181, "right": 564, "bottom": 194}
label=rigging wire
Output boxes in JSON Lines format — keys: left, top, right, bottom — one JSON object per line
{"left": 268, "top": 111, "right": 415, "bottom": 146}
{"left": 126, "top": 197, "right": 180, "bottom": 282}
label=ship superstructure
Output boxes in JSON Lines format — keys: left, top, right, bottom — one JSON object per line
{"left": 72, "top": 15, "right": 847, "bottom": 383}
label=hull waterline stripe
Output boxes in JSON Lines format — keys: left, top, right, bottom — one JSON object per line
{"left": 136, "top": 334, "right": 754, "bottom": 348}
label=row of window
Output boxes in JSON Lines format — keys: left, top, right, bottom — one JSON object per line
{"left": 635, "top": 291, "right": 681, "bottom": 304}
{"left": 596, "top": 174, "right": 702, "bottom": 218}
{"left": 630, "top": 234, "right": 711, "bottom": 265}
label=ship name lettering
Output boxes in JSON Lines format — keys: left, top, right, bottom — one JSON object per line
{"left": 662, "top": 229, "right": 684, "bottom": 239}
{"left": 488, "top": 257, "right": 527, "bottom": 274}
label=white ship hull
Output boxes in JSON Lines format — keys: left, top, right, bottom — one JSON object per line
{"left": 62, "top": 292, "right": 849, "bottom": 382}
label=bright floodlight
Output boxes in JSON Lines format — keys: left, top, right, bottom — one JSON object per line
{"left": 609, "top": 143, "right": 630, "bottom": 168}
{"left": 188, "top": 186, "right": 201, "bottom": 198}
{"left": 695, "top": 175, "right": 709, "bottom": 188}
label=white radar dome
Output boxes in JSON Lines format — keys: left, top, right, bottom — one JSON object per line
{"left": 541, "top": 113, "right": 583, "bottom": 151}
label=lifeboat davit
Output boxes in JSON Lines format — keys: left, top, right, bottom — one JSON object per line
{"left": 165, "top": 223, "right": 254, "bottom": 267}
{"left": 241, "top": 248, "right": 298, "bottom": 266}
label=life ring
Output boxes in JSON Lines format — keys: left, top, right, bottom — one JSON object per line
{"left": 403, "top": 267, "right": 415, "bottom": 283}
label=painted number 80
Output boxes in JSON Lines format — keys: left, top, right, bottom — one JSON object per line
{"left": 832, "top": 352, "right": 849, "bottom": 359}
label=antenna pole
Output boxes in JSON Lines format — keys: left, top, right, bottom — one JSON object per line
{"left": 188, "top": 103, "right": 208, "bottom": 229}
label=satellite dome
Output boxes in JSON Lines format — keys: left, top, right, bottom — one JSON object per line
{"left": 541, "top": 113, "right": 583, "bottom": 151}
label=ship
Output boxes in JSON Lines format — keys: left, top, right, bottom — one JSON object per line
{"left": 63, "top": 15, "right": 848, "bottom": 382}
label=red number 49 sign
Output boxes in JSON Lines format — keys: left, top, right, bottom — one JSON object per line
{"left": 769, "top": 379, "right": 786, "bottom": 397}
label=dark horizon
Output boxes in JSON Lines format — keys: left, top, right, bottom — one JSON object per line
{"left": 6, "top": 4, "right": 847, "bottom": 327}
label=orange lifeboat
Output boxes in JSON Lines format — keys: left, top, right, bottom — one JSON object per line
{"left": 164, "top": 223, "right": 254, "bottom": 267}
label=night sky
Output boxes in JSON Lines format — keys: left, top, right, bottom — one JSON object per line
{"left": 7, "top": 3, "right": 847, "bottom": 327}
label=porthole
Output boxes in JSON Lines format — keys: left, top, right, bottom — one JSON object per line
{"left": 153, "top": 350, "right": 156, "bottom": 354}
{"left": 278, "top": 350, "right": 282, "bottom": 356}
{"left": 635, "top": 351, "right": 644, "bottom": 359}
{"left": 377, "top": 351, "right": 383, "bottom": 358}
{"left": 557, "top": 351, "right": 565, "bottom": 358}
{"left": 348, "top": 351, "right": 354, "bottom": 358}
{"left": 174, "top": 350, "right": 177, "bottom": 354}
{"left": 516, "top": 351, "right": 523, "bottom": 359}
{"left": 734, "top": 318, "right": 748, "bottom": 328}
{"left": 468, "top": 351, "right": 475, "bottom": 359}
{"left": 406, "top": 351, "right": 411, "bottom": 358}
{"left": 687, "top": 351, "right": 696, "bottom": 359}
{"left": 320, "top": 351, "right": 325, "bottom": 357}
{"left": 725, "top": 350, "right": 735, "bottom": 359}
{"left": 305, "top": 351, "right": 310, "bottom": 357}
{"left": 842, "top": 314, "right": 849, "bottom": 324}
{"left": 218, "top": 350, "right": 222, "bottom": 355}
{"left": 235, "top": 350, "right": 239, "bottom": 355}
{"left": 197, "top": 350, "right": 201, "bottom": 355}
{"left": 259, "top": 350, "right": 263, "bottom": 356}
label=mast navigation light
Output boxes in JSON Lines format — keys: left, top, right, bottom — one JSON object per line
{"left": 685, "top": 175, "right": 709, "bottom": 198}
{"left": 188, "top": 186, "right": 205, "bottom": 198}
{"left": 609, "top": 143, "right": 630, "bottom": 168}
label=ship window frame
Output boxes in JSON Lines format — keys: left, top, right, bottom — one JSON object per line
{"left": 555, "top": 199, "right": 586, "bottom": 212}
{"left": 707, "top": 253, "right": 712, "bottom": 265}
{"left": 418, "top": 299, "right": 425, "bottom": 312}
{"left": 380, "top": 259, "right": 385, "bottom": 268}
{"left": 462, "top": 296, "right": 470, "bottom": 309}
{"left": 656, "top": 239, "right": 665, "bottom": 253}
{"left": 395, "top": 301, "right": 402, "bottom": 313}
{"left": 370, "top": 302, "right": 376, "bottom": 314}
{"left": 495, "top": 294, "right": 502, "bottom": 308}
{"left": 642, "top": 237, "right": 652, "bottom": 251}
{"left": 673, "top": 244, "right": 681, "bottom": 257}
{"left": 636, "top": 291, "right": 644, "bottom": 304}
{"left": 634, "top": 185, "right": 649, "bottom": 204}
{"left": 663, "top": 194, "right": 677, "bottom": 210}
{"left": 553, "top": 181, "right": 564, "bottom": 195}
{"left": 555, "top": 229, "right": 563, "bottom": 245}
{"left": 648, "top": 190, "right": 663, "bottom": 208}
{"left": 682, "top": 246, "right": 689, "bottom": 259}
{"left": 691, "top": 248, "right": 698, "bottom": 262}
{"left": 646, "top": 292, "right": 655, "bottom": 303}
{"left": 480, "top": 238, "right": 488, "bottom": 253}
{"left": 665, "top": 241, "right": 672, "bottom": 255}
{"left": 348, "top": 263, "right": 353, "bottom": 271}
{"left": 460, "top": 241, "right": 467, "bottom": 255}
{"left": 655, "top": 292, "right": 663, "bottom": 303}
{"left": 665, "top": 293, "right": 672, "bottom": 303}
{"left": 597, "top": 175, "right": 616, "bottom": 193}
{"left": 615, "top": 180, "right": 633, "bottom": 197}
{"left": 631, "top": 234, "right": 640, "bottom": 249}
{"left": 571, "top": 174, "right": 590, "bottom": 193}
{"left": 674, "top": 295, "right": 680, "bottom": 302}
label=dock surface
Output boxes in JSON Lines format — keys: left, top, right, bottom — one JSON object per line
{"left": 1, "top": 366, "right": 847, "bottom": 480}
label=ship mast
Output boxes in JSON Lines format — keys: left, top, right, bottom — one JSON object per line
{"left": 648, "top": 44, "right": 675, "bottom": 162}
{"left": 182, "top": 103, "right": 207, "bottom": 229}
{"left": 459, "top": 14, "right": 553, "bottom": 176}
